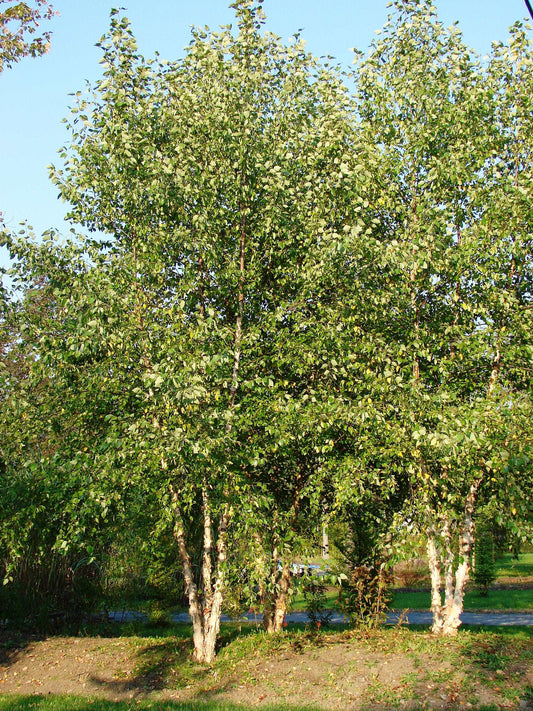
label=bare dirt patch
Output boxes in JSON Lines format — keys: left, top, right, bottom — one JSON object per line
{"left": 0, "top": 636, "right": 143, "bottom": 700}
{"left": 0, "top": 629, "right": 531, "bottom": 709}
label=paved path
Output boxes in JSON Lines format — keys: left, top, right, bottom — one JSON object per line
{"left": 386, "top": 610, "right": 533, "bottom": 627}
{"left": 108, "top": 609, "right": 533, "bottom": 627}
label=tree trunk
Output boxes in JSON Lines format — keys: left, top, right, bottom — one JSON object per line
{"left": 322, "top": 524, "right": 329, "bottom": 559}
{"left": 440, "top": 482, "right": 478, "bottom": 636}
{"left": 426, "top": 533, "right": 444, "bottom": 634}
{"left": 170, "top": 205, "right": 244, "bottom": 663}
{"left": 171, "top": 489, "right": 229, "bottom": 664}
{"left": 441, "top": 518, "right": 455, "bottom": 621}
{"left": 427, "top": 480, "right": 480, "bottom": 637}
{"left": 273, "top": 560, "right": 292, "bottom": 631}
{"left": 262, "top": 544, "right": 278, "bottom": 633}
{"left": 262, "top": 555, "right": 292, "bottom": 633}
{"left": 262, "top": 600, "right": 276, "bottom": 633}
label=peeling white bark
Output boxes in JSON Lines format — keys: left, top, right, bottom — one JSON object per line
{"left": 172, "top": 490, "right": 229, "bottom": 664}
{"left": 441, "top": 481, "right": 479, "bottom": 636}
{"left": 427, "top": 480, "right": 481, "bottom": 637}
{"left": 273, "top": 560, "right": 292, "bottom": 631}
{"left": 442, "top": 519, "right": 455, "bottom": 618}
{"left": 427, "top": 533, "right": 444, "bottom": 634}
{"left": 262, "top": 549, "right": 292, "bottom": 634}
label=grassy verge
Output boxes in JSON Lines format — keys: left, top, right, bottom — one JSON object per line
{"left": 390, "top": 551, "right": 533, "bottom": 611}
{"left": 291, "top": 584, "right": 533, "bottom": 613}
{"left": 0, "top": 699, "right": 531, "bottom": 711}
{"left": 98, "top": 553, "right": 533, "bottom": 620}
{"left": 288, "top": 552, "right": 533, "bottom": 613}
{"left": 290, "top": 585, "right": 338, "bottom": 612}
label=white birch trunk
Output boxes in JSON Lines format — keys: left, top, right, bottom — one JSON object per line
{"left": 202, "top": 486, "right": 213, "bottom": 602}
{"left": 426, "top": 481, "right": 480, "bottom": 637}
{"left": 426, "top": 533, "right": 444, "bottom": 634}
{"left": 262, "top": 544, "right": 278, "bottom": 633}
{"left": 194, "top": 508, "right": 228, "bottom": 663}
{"left": 172, "top": 494, "right": 205, "bottom": 659}
{"left": 173, "top": 208, "right": 244, "bottom": 662}
{"left": 322, "top": 524, "right": 329, "bottom": 559}
{"left": 442, "top": 519, "right": 455, "bottom": 618}
{"left": 172, "top": 490, "right": 229, "bottom": 664}
{"left": 262, "top": 547, "right": 292, "bottom": 634}
{"left": 440, "top": 481, "right": 479, "bottom": 636}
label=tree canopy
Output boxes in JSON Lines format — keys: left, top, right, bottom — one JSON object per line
{"left": 1, "top": 0, "right": 532, "bottom": 653}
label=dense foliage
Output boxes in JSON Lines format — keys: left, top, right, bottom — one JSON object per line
{"left": 1, "top": 0, "right": 532, "bottom": 655}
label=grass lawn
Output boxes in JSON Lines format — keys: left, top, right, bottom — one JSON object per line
{"left": 290, "top": 585, "right": 338, "bottom": 612}
{"left": 291, "top": 584, "right": 533, "bottom": 613}
{"left": 108, "top": 553, "right": 532, "bottom": 619}
{"left": 495, "top": 551, "right": 533, "bottom": 580}
{"left": 391, "top": 551, "right": 533, "bottom": 611}
{"left": 391, "top": 586, "right": 533, "bottom": 612}
{"left": 289, "top": 552, "right": 533, "bottom": 613}
{"left": 0, "top": 699, "right": 313, "bottom": 711}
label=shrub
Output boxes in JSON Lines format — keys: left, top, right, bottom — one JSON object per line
{"left": 0, "top": 553, "right": 102, "bottom": 631}
{"left": 302, "top": 577, "right": 333, "bottom": 629}
{"left": 338, "top": 565, "right": 391, "bottom": 627}
{"left": 394, "top": 558, "right": 429, "bottom": 588}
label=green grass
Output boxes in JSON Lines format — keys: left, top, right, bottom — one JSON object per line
{"left": 2, "top": 556, "right": 532, "bottom": 711}
{"left": 0, "top": 699, "right": 508, "bottom": 711}
{"left": 0, "top": 699, "right": 316, "bottom": 711}
{"left": 391, "top": 586, "right": 533, "bottom": 611}
{"left": 390, "top": 551, "right": 533, "bottom": 611}
{"left": 0, "top": 694, "right": 524, "bottom": 711}
{"left": 290, "top": 584, "right": 338, "bottom": 612}
{"left": 289, "top": 556, "right": 533, "bottom": 613}
{"left": 100, "top": 553, "right": 533, "bottom": 621}
{"left": 494, "top": 552, "right": 533, "bottom": 579}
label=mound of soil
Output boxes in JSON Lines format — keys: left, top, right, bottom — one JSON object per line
{"left": 0, "top": 631, "right": 531, "bottom": 710}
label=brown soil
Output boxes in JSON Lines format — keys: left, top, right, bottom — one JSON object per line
{"left": 0, "top": 630, "right": 531, "bottom": 709}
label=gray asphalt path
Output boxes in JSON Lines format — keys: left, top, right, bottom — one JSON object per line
{"left": 386, "top": 610, "right": 533, "bottom": 626}
{"left": 107, "top": 609, "right": 533, "bottom": 627}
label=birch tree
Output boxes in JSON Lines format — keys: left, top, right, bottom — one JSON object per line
{"left": 350, "top": 0, "right": 533, "bottom": 635}
{"left": 41, "top": 0, "right": 355, "bottom": 662}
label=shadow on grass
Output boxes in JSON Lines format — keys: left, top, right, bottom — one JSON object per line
{"left": 87, "top": 636, "right": 192, "bottom": 695}
{"left": 496, "top": 552, "right": 533, "bottom": 579}
{"left": 0, "top": 619, "right": 191, "bottom": 672}
{"left": 1, "top": 621, "right": 531, "bottom": 710}
{"left": 86, "top": 622, "right": 269, "bottom": 697}
{"left": 215, "top": 620, "right": 265, "bottom": 651}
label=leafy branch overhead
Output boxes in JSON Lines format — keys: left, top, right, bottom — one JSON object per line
{"left": 0, "top": 0, "right": 56, "bottom": 71}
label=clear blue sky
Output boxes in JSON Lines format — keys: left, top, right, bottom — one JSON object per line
{"left": 0, "top": 0, "right": 530, "bottom": 271}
